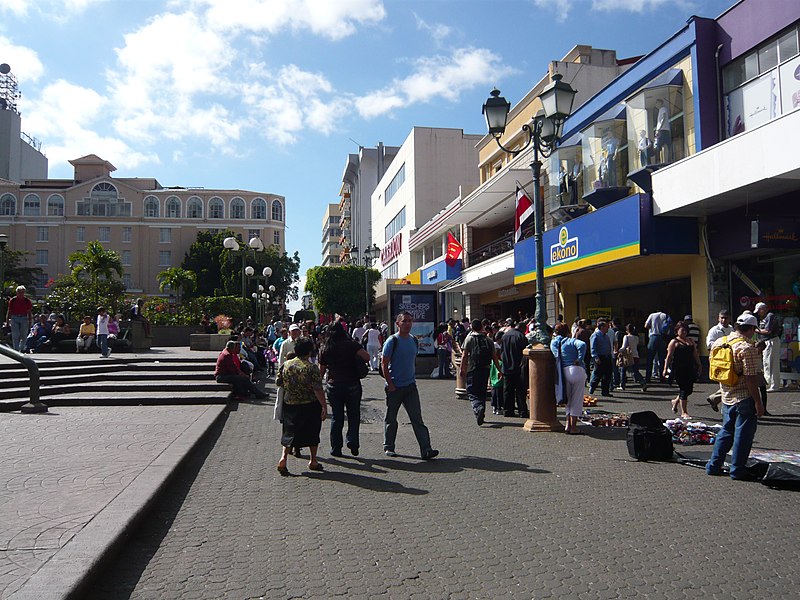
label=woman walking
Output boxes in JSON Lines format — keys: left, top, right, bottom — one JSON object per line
{"left": 618, "top": 323, "right": 647, "bottom": 391}
{"left": 319, "top": 323, "right": 370, "bottom": 457}
{"left": 551, "top": 323, "right": 587, "bottom": 434}
{"left": 435, "top": 323, "right": 454, "bottom": 379}
{"left": 276, "top": 337, "right": 327, "bottom": 475}
{"left": 364, "top": 322, "right": 383, "bottom": 371}
{"left": 664, "top": 320, "right": 701, "bottom": 419}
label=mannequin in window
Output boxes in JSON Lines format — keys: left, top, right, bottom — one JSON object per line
{"left": 559, "top": 165, "right": 569, "bottom": 205}
{"left": 654, "top": 99, "right": 672, "bottom": 163}
{"left": 569, "top": 160, "right": 582, "bottom": 204}
{"left": 602, "top": 128, "right": 619, "bottom": 187}
{"left": 637, "top": 130, "right": 652, "bottom": 168}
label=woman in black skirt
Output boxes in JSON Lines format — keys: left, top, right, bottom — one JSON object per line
{"left": 276, "top": 337, "right": 327, "bottom": 475}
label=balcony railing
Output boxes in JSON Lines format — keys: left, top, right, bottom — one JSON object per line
{"left": 467, "top": 232, "right": 514, "bottom": 267}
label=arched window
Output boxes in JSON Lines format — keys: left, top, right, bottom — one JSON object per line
{"left": 166, "top": 196, "right": 181, "bottom": 218}
{"left": 23, "top": 193, "right": 41, "bottom": 216}
{"left": 208, "top": 197, "right": 224, "bottom": 219}
{"left": 271, "top": 199, "right": 283, "bottom": 221}
{"left": 47, "top": 194, "right": 64, "bottom": 216}
{"left": 0, "top": 193, "right": 16, "bottom": 216}
{"left": 252, "top": 197, "right": 267, "bottom": 220}
{"left": 78, "top": 182, "right": 130, "bottom": 216}
{"left": 144, "top": 195, "right": 160, "bottom": 218}
{"left": 230, "top": 197, "right": 245, "bottom": 219}
{"left": 187, "top": 196, "right": 203, "bottom": 219}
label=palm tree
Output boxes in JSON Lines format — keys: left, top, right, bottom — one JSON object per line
{"left": 68, "top": 241, "right": 124, "bottom": 302}
{"left": 156, "top": 267, "right": 196, "bottom": 304}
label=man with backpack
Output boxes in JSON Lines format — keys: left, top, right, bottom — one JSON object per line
{"left": 460, "top": 320, "right": 501, "bottom": 426}
{"left": 706, "top": 313, "right": 765, "bottom": 480}
{"left": 381, "top": 311, "right": 439, "bottom": 460}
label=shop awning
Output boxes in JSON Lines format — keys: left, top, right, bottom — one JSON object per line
{"left": 440, "top": 250, "right": 515, "bottom": 294}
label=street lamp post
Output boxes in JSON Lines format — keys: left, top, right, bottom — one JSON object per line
{"left": 350, "top": 243, "right": 380, "bottom": 320}
{"left": 482, "top": 74, "right": 577, "bottom": 432}
{"left": 223, "top": 235, "right": 266, "bottom": 323}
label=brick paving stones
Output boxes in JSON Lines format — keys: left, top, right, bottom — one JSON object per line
{"left": 85, "top": 376, "right": 800, "bottom": 599}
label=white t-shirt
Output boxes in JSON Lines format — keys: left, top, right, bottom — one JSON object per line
{"left": 619, "top": 334, "right": 639, "bottom": 359}
{"left": 96, "top": 314, "right": 109, "bottom": 335}
{"left": 366, "top": 329, "right": 382, "bottom": 347}
{"left": 352, "top": 327, "right": 367, "bottom": 342}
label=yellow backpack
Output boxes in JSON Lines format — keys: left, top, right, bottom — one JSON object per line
{"left": 709, "top": 336, "right": 738, "bottom": 386}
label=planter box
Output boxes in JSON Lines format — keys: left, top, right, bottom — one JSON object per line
{"left": 152, "top": 326, "right": 195, "bottom": 347}
{"left": 190, "top": 333, "right": 231, "bottom": 351}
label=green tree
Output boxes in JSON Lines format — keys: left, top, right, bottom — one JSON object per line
{"left": 180, "top": 230, "right": 230, "bottom": 298}
{"left": 67, "top": 241, "right": 124, "bottom": 304}
{"left": 156, "top": 267, "right": 197, "bottom": 303}
{"left": 1, "top": 248, "right": 44, "bottom": 292}
{"left": 45, "top": 274, "right": 127, "bottom": 321}
{"left": 305, "top": 265, "right": 381, "bottom": 318}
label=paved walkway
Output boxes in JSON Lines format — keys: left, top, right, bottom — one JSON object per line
{"left": 82, "top": 375, "right": 799, "bottom": 599}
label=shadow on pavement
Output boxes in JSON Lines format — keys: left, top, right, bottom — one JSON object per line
{"left": 370, "top": 455, "right": 550, "bottom": 475}
{"left": 308, "top": 470, "right": 428, "bottom": 495}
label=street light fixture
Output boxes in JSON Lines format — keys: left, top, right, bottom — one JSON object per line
{"left": 482, "top": 74, "right": 577, "bottom": 433}
{"left": 350, "top": 243, "right": 380, "bottom": 320}
{"left": 223, "top": 235, "right": 267, "bottom": 323}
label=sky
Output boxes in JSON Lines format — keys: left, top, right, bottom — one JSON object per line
{"left": 0, "top": 0, "right": 735, "bottom": 311}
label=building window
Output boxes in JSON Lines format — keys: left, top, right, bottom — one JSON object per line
{"left": 231, "top": 197, "right": 245, "bottom": 219}
{"left": 123, "top": 273, "right": 132, "bottom": 289}
{"left": 77, "top": 226, "right": 85, "bottom": 242}
{"left": 207, "top": 228, "right": 222, "bottom": 235}
{"left": 208, "top": 197, "right": 224, "bottom": 219}
{"left": 166, "top": 196, "right": 181, "bottom": 218}
{"left": 159, "top": 250, "right": 171, "bottom": 266}
{"left": 381, "top": 261, "right": 399, "bottom": 280}
{"left": 36, "top": 226, "right": 49, "bottom": 242}
{"left": 385, "top": 163, "right": 406, "bottom": 204}
{"left": 248, "top": 229, "right": 260, "bottom": 240}
{"left": 121, "top": 250, "right": 132, "bottom": 266}
{"left": 252, "top": 198, "right": 267, "bottom": 220}
{"left": 0, "top": 193, "right": 15, "bottom": 216}
{"left": 77, "top": 182, "right": 131, "bottom": 216}
{"left": 187, "top": 196, "right": 203, "bottom": 219}
{"left": 23, "top": 194, "right": 41, "bottom": 216}
{"left": 271, "top": 199, "right": 283, "bottom": 221}
{"left": 144, "top": 196, "right": 160, "bottom": 218}
{"left": 47, "top": 194, "right": 64, "bottom": 216}
{"left": 35, "top": 249, "right": 48, "bottom": 265}
{"left": 123, "top": 226, "right": 132, "bottom": 243}
{"left": 385, "top": 207, "right": 406, "bottom": 243}
{"left": 160, "top": 228, "right": 171, "bottom": 243}
{"left": 98, "top": 227, "right": 111, "bottom": 243}
{"left": 273, "top": 230, "right": 280, "bottom": 246}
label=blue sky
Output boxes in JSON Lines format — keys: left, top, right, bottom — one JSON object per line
{"left": 1, "top": 0, "right": 734, "bottom": 308}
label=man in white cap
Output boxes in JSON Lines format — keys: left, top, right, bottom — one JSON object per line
{"left": 278, "top": 323, "right": 302, "bottom": 365}
{"left": 706, "top": 313, "right": 764, "bottom": 480}
{"left": 754, "top": 302, "right": 781, "bottom": 392}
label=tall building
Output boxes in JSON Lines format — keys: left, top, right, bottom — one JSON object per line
{"left": 0, "top": 63, "right": 47, "bottom": 183}
{"left": 321, "top": 203, "right": 341, "bottom": 266}
{"left": 0, "top": 154, "right": 286, "bottom": 296}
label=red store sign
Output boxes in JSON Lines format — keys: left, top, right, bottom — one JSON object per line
{"left": 381, "top": 232, "right": 402, "bottom": 266}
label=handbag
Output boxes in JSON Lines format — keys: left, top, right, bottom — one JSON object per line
{"left": 355, "top": 354, "right": 369, "bottom": 379}
{"left": 617, "top": 346, "right": 634, "bottom": 368}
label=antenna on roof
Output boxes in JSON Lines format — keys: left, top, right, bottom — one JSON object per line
{"left": 0, "top": 63, "right": 21, "bottom": 115}
{"left": 348, "top": 137, "right": 363, "bottom": 150}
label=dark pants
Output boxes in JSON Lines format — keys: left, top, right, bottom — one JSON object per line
{"left": 589, "top": 355, "right": 613, "bottom": 395}
{"left": 503, "top": 372, "right": 528, "bottom": 416}
{"left": 437, "top": 348, "right": 451, "bottom": 378}
{"left": 327, "top": 382, "right": 362, "bottom": 452}
{"left": 646, "top": 334, "right": 666, "bottom": 383}
{"left": 466, "top": 368, "right": 490, "bottom": 421}
{"left": 384, "top": 384, "right": 433, "bottom": 456}
{"left": 216, "top": 374, "right": 262, "bottom": 398}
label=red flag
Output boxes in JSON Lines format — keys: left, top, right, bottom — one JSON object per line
{"left": 445, "top": 231, "right": 463, "bottom": 267}
{"left": 515, "top": 186, "right": 534, "bottom": 243}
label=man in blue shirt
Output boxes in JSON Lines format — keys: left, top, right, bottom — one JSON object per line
{"left": 589, "top": 320, "right": 613, "bottom": 397}
{"left": 382, "top": 311, "right": 439, "bottom": 460}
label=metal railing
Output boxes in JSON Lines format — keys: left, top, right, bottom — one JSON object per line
{"left": 0, "top": 342, "right": 47, "bottom": 413}
{"left": 467, "top": 232, "right": 514, "bottom": 267}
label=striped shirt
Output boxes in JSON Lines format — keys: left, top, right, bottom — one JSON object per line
{"left": 715, "top": 333, "right": 759, "bottom": 406}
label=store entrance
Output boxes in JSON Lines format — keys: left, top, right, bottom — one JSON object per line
{"left": 577, "top": 278, "right": 692, "bottom": 329}
{"left": 483, "top": 297, "right": 535, "bottom": 324}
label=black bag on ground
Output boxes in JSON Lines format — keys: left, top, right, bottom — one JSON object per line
{"left": 626, "top": 410, "right": 674, "bottom": 461}
{"left": 761, "top": 462, "right": 800, "bottom": 490}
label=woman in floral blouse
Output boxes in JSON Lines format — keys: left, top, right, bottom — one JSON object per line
{"left": 276, "top": 337, "right": 327, "bottom": 475}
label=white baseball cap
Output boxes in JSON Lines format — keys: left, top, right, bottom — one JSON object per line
{"left": 754, "top": 302, "right": 767, "bottom": 312}
{"left": 288, "top": 324, "right": 301, "bottom": 332}
{"left": 736, "top": 313, "right": 758, "bottom": 327}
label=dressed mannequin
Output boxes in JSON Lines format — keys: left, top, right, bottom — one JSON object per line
{"left": 559, "top": 165, "right": 568, "bottom": 204}
{"left": 638, "top": 130, "right": 651, "bottom": 168}
{"left": 654, "top": 99, "right": 671, "bottom": 163}
{"left": 569, "top": 161, "right": 582, "bottom": 204}
{"left": 602, "top": 129, "right": 619, "bottom": 187}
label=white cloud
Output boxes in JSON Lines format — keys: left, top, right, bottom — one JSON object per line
{"left": 0, "top": 0, "right": 108, "bottom": 19}
{"left": 413, "top": 12, "right": 453, "bottom": 43}
{"left": 533, "top": 0, "right": 680, "bottom": 22}
{"left": 0, "top": 36, "right": 45, "bottom": 82}
{"left": 0, "top": 0, "right": 31, "bottom": 16}
{"left": 356, "top": 48, "right": 516, "bottom": 119}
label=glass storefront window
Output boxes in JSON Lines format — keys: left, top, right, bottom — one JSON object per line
{"left": 626, "top": 80, "right": 685, "bottom": 170}
{"left": 581, "top": 106, "right": 628, "bottom": 192}
{"left": 549, "top": 144, "right": 583, "bottom": 207}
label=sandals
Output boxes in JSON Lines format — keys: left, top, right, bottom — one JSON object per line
{"left": 671, "top": 399, "right": 680, "bottom": 414}
{"left": 307, "top": 463, "right": 324, "bottom": 472}
{"left": 277, "top": 464, "right": 290, "bottom": 476}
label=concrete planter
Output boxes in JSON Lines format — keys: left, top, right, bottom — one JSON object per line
{"left": 152, "top": 326, "right": 195, "bottom": 347}
{"left": 189, "top": 333, "right": 232, "bottom": 351}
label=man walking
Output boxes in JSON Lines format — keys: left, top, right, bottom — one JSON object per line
{"left": 382, "top": 311, "right": 438, "bottom": 460}
{"left": 644, "top": 309, "right": 670, "bottom": 383}
{"left": 460, "top": 319, "right": 500, "bottom": 426}
{"left": 755, "top": 302, "right": 782, "bottom": 391}
{"left": 705, "top": 310, "right": 733, "bottom": 411}
{"left": 589, "top": 320, "right": 614, "bottom": 397}
{"left": 501, "top": 319, "right": 530, "bottom": 418}
{"left": 706, "top": 313, "right": 765, "bottom": 480}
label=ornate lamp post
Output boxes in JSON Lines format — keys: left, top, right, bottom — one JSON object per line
{"left": 350, "top": 243, "right": 380, "bottom": 320}
{"left": 482, "top": 74, "right": 577, "bottom": 432}
{"left": 223, "top": 235, "right": 265, "bottom": 322}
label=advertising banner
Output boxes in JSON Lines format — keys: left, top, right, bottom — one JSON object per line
{"left": 389, "top": 290, "right": 437, "bottom": 356}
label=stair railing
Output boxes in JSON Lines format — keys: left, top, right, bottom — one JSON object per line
{"left": 0, "top": 343, "right": 48, "bottom": 413}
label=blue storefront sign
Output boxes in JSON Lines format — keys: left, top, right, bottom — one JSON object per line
{"left": 515, "top": 194, "right": 698, "bottom": 284}
{"left": 420, "top": 259, "right": 461, "bottom": 284}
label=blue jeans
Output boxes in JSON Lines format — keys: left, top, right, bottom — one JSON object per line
{"left": 706, "top": 397, "right": 758, "bottom": 479}
{"left": 10, "top": 316, "right": 29, "bottom": 352}
{"left": 589, "top": 355, "right": 613, "bottom": 395}
{"left": 327, "top": 382, "right": 362, "bottom": 452}
{"left": 466, "top": 367, "right": 490, "bottom": 420}
{"left": 384, "top": 383, "right": 432, "bottom": 456}
{"left": 646, "top": 334, "right": 666, "bottom": 383}
{"left": 98, "top": 333, "right": 109, "bottom": 357}
{"left": 437, "top": 348, "right": 451, "bottom": 378}
{"left": 619, "top": 363, "right": 645, "bottom": 388}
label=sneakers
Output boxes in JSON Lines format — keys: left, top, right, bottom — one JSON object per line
{"left": 384, "top": 450, "right": 397, "bottom": 457}
{"left": 422, "top": 449, "right": 439, "bottom": 460}
{"left": 330, "top": 448, "right": 343, "bottom": 457}
{"left": 476, "top": 412, "right": 485, "bottom": 426}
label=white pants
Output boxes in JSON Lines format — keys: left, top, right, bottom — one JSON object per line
{"left": 563, "top": 365, "right": 587, "bottom": 417}
{"left": 76, "top": 335, "right": 94, "bottom": 351}
{"left": 367, "top": 344, "right": 382, "bottom": 370}
{"left": 762, "top": 337, "right": 781, "bottom": 390}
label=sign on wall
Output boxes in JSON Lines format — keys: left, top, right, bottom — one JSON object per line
{"left": 381, "top": 232, "right": 402, "bottom": 266}
{"left": 389, "top": 290, "right": 437, "bottom": 356}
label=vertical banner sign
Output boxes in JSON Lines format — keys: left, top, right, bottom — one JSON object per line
{"left": 390, "top": 290, "right": 437, "bottom": 356}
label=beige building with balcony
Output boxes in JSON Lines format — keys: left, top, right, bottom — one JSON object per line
{"left": 0, "top": 154, "right": 286, "bottom": 296}
{"left": 321, "top": 203, "right": 341, "bottom": 266}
